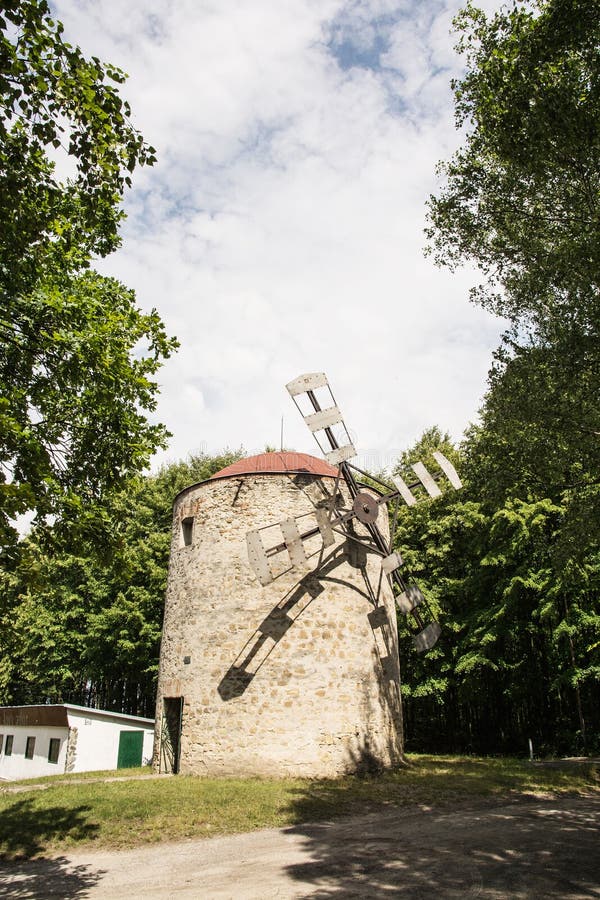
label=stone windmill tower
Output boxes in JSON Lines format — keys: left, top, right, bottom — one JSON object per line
{"left": 153, "top": 450, "right": 404, "bottom": 777}
{"left": 153, "top": 373, "right": 461, "bottom": 777}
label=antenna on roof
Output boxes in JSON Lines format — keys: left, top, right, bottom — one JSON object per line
{"left": 280, "top": 416, "right": 284, "bottom": 452}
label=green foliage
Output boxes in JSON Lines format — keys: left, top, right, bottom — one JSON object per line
{"left": 0, "top": 1, "right": 175, "bottom": 546}
{"left": 425, "top": 0, "right": 599, "bottom": 502}
{"left": 1, "top": 273, "right": 177, "bottom": 548}
{"left": 0, "top": 450, "right": 244, "bottom": 715}
{"left": 393, "top": 426, "right": 459, "bottom": 480}
{"left": 462, "top": 339, "right": 599, "bottom": 507}
{"left": 395, "top": 429, "right": 600, "bottom": 756}
{"left": 0, "top": 0, "right": 156, "bottom": 277}
{"left": 413, "top": 0, "right": 599, "bottom": 755}
{"left": 426, "top": 0, "right": 600, "bottom": 339}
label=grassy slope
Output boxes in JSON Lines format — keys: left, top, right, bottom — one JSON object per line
{"left": 0, "top": 755, "right": 598, "bottom": 860}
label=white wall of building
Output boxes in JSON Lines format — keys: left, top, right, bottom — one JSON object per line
{"left": 0, "top": 724, "right": 69, "bottom": 781}
{"left": 66, "top": 708, "right": 154, "bottom": 773}
{"left": 0, "top": 705, "right": 154, "bottom": 781}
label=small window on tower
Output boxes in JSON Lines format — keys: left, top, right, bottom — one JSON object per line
{"left": 181, "top": 517, "right": 194, "bottom": 547}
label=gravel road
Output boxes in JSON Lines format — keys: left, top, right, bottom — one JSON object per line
{"left": 2, "top": 794, "right": 599, "bottom": 898}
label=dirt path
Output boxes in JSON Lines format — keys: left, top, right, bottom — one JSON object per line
{"left": 0, "top": 774, "right": 169, "bottom": 795}
{"left": 2, "top": 794, "right": 599, "bottom": 899}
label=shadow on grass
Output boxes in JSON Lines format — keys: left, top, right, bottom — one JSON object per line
{"left": 0, "top": 798, "right": 104, "bottom": 897}
{"left": 281, "top": 758, "right": 600, "bottom": 898}
{"left": 283, "top": 756, "right": 599, "bottom": 826}
{"left": 0, "top": 797, "right": 99, "bottom": 860}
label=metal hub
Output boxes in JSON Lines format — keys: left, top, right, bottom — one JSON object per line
{"left": 352, "top": 491, "right": 379, "bottom": 524}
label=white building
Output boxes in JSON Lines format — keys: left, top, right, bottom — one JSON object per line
{"left": 0, "top": 705, "right": 154, "bottom": 781}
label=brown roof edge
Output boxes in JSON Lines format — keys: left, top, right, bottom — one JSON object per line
{"left": 0, "top": 706, "right": 69, "bottom": 728}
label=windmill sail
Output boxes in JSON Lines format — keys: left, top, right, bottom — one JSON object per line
{"left": 244, "top": 373, "right": 466, "bottom": 654}
{"left": 286, "top": 372, "right": 356, "bottom": 464}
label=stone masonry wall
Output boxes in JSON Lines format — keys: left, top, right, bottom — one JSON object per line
{"left": 153, "top": 471, "right": 404, "bottom": 777}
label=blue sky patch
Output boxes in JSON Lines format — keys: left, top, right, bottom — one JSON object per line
{"left": 326, "top": 5, "right": 404, "bottom": 73}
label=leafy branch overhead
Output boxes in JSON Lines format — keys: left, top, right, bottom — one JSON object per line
{"left": 0, "top": 0, "right": 156, "bottom": 269}
{"left": 425, "top": 0, "right": 599, "bottom": 493}
{"left": 0, "top": 0, "right": 177, "bottom": 548}
{"left": 426, "top": 0, "right": 600, "bottom": 340}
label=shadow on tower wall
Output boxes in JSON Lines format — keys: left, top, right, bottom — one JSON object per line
{"left": 217, "top": 532, "right": 404, "bottom": 774}
{"left": 218, "top": 545, "right": 347, "bottom": 701}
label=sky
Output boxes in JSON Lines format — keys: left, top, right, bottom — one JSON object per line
{"left": 52, "top": 0, "right": 504, "bottom": 473}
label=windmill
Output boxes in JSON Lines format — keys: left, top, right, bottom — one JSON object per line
{"left": 246, "top": 373, "right": 462, "bottom": 653}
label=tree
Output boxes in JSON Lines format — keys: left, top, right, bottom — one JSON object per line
{"left": 419, "top": 5, "right": 600, "bottom": 750}
{"left": 0, "top": 0, "right": 155, "bottom": 278}
{"left": 463, "top": 341, "right": 599, "bottom": 503}
{"left": 0, "top": 1, "right": 176, "bottom": 547}
{"left": 393, "top": 428, "right": 600, "bottom": 756}
{"left": 426, "top": 0, "right": 600, "bottom": 336}
{"left": 0, "top": 450, "right": 244, "bottom": 715}
{"left": 425, "top": 0, "right": 600, "bottom": 494}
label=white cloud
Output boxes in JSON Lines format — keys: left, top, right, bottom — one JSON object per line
{"left": 52, "top": 0, "right": 504, "bottom": 471}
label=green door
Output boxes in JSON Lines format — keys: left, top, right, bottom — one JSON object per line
{"left": 117, "top": 730, "right": 144, "bottom": 768}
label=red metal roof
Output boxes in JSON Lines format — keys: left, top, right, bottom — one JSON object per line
{"left": 211, "top": 451, "right": 337, "bottom": 480}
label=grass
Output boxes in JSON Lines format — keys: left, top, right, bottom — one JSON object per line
{"left": 0, "top": 755, "right": 598, "bottom": 860}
